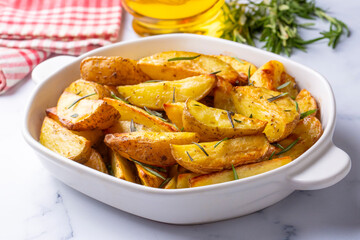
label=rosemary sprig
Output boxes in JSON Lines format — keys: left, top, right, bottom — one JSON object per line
{"left": 70, "top": 113, "right": 78, "bottom": 118}
{"left": 159, "top": 178, "right": 172, "bottom": 188}
{"left": 234, "top": 119, "right": 242, "bottom": 123}
{"left": 220, "top": 0, "right": 350, "bottom": 56}
{"left": 269, "top": 151, "right": 276, "bottom": 160}
{"left": 210, "top": 70, "right": 222, "bottom": 75}
{"left": 144, "top": 106, "right": 167, "bottom": 121}
{"left": 277, "top": 81, "right": 291, "bottom": 90}
{"left": 173, "top": 87, "right": 176, "bottom": 103}
{"left": 233, "top": 57, "right": 244, "bottom": 64}
{"left": 276, "top": 138, "right": 300, "bottom": 155}
{"left": 192, "top": 142, "right": 209, "bottom": 156}
{"left": 232, "top": 164, "right": 239, "bottom": 180}
{"left": 130, "top": 119, "right": 136, "bottom": 132}
{"left": 274, "top": 143, "right": 284, "bottom": 150}
{"left": 111, "top": 93, "right": 129, "bottom": 104}
{"left": 214, "top": 137, "right": 229, "bottom": 148}
{"left": 131, "top": 158, "right": 167, "bottom": 173}
{"left": 180, "top": 127, "right": 184, "bottom": 132}
{"left": 227, "top": 111, "right": 235, "bottom": 128}
{"left": 132, "top": 159, "right": 166, "bottom": 180}
{"left": 249, "top": 114, "right": 253, "bottom": 118}
{"left": 186, "top": 151, "right": 194, "bottom": 162}
{"left": 68, "top": 93, "right": 96, "bottom": 109}
{"left": 267, "top": 92, "right": 289, "bottom": 102}
{"left": 300, "top": 109, "right": 317, "bottom": 119}
{"left": 144, "top": 80, "right": 164, "bottom": 83}
{"left": 168, "top": 55, "right": 200, "bottom": 61}
{"left": 247, "top": 65, "right": 251, "bottom": 81}
{"left": 295, "top": 101, "right": 299, "bottom": 112}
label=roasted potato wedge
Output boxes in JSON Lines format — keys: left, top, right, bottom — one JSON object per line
{"left": 183, "top": 100, "right": 267, "bottom": 141}
{"left": 110, "top": 150, "right": 137, "bottom": 183}
{"left": 177, "top": 173, "right": 200, "bottom": 189}
{"left": 190, "top": 156, "right": 292, "bottom": 187}
{"left": 57, "top": 92, "right": 119, "bottom": 131}
{"left": 163, "top": 177, "right": 177, "bottom": 189}
{"left": 279, "top": 72, "right": 298, "bottom": 99}
{"left": 232, "top": 86, "right": 300, "bottom": 142}
{"left": 213, "top": 78, "right": 237, "bottom": 112}
{"left": 80, "top": 56, "right": 150, "bottom": 85}
{"left": 45, "top": 107, "right": 104, "bottom": 146}
{"left": 135, "top": 164, "right": 167, "bottom": 188}
{"left": 105, "top": 132, "right": 200, "bottom": 167}
{"left": 105, "top": 120, "right": 151, "bottom": 134}
{"left": 137, "top": 51, "right": 241, "bottom": 85}
{"left": 296, "top": 89, "right": 318, "bottom": 116}
{"left": 171, "top": 135, "right": 274, "bottom": 174}
{"left": 213, "top": 55, "right": 257, "bottom": 85}
{"left": 84, "top": 149, "right": 108, "bottom": 173}
{"left": 40, "top": 117, "right": 92, "bottom": 163}
{"left": 163, "top": 102, "right": 185, "bottom": 129}
{"left": 65, "top": 79, "right": 111, "bottom": 99}
{"left": 104, "top": 97, "right": 178, "bottom": 132}
{"left": 116, "top": 75, "right": 216, "bottom": 110}
{"left": 276, "top": 116, "right": 322, "bottom": 159}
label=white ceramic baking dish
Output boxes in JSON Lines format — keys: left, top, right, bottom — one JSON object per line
{"left": 23, "top": 34, "right": 351, "bottom": 224}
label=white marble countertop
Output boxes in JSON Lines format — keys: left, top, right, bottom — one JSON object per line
{"left": 1, "top": 0, "right": 359, "bottom": 239}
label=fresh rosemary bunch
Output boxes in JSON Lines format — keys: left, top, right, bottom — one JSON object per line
{"left": 220, "top": 0, "right": 350, "bottom": 56}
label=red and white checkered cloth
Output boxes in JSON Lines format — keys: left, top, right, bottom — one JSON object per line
{"left": 0, "top": 0, "right": 122, "bottom": 94}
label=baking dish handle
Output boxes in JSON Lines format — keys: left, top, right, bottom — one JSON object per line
{"left": 288, "top": 143, "right": 351, "bottom": 190}
{"left": 32, "top": 55, "right": 77, "bottom": 84}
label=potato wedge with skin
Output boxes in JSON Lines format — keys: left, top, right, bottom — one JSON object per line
{"left": 137, "top": 51, "right": 241, "bottom": 85}
{"left": 57, "top": 92, "right": 119, "bottom": 131}
{"left": 190, "top": 157, "right": 292, "bottom": 187}
{"left": 106, "top": 120, "right": 152, "bottom": 134}
{"left": 232, "top": 86, "right": 300, "bottom": 142}
{"left": 177, "top": 173, "right": 200, "bottom": 189}
{"left": 40, "top": 117, "right": 91, "bottom": 163}
{"left": 116, "top": 75, "right": 216, "bottom": 111}
{"left": 296, "top": 89, "right": 318, "bottom": 116}
{"left": 183, "top": 100, "right": 267, "bottom": 141}
{"left": 276, "top": 116, "right": 322, "bottom": 159}
{"left": 164, "top": 177, "right": 177, "bottom": 189}
{"left": 171, "top": 135, "right": 275, "bottom": 174}
{"left": 279, "top": 72, "right": 298, "bottom": 99}
{"left": 65, "top": 79, "right": 111, "bottom": 99}
{"left": 46, "top": 107, "right": 104, "bottom": 146}
{"left": 250, "top": 60, "right": 284, "bottom": 89}
{"left": 110, "top": 150, "right": 137, "bottom": 183}
{"left": 105, "top": 132, "right": 200, "bottom": 167}
{"left": 213, "top": 55, "right": 257, "bottom": 85}
{"left": 84, "top": 149, "right": 108, "bottom": 173}
{"left": 135, "top": 164, "right": 167, "bottom": 188}
{"left": 80, "top": 56, "right": 150, "bottom": 86}
{"left": 163, "top": 102, "right": 185, "bottom": 129}
{"left": 213, "top": 78, "right": 237, "bottom": 112}
{"left": 104, "top": 97, "right": 178, "bottom": 132}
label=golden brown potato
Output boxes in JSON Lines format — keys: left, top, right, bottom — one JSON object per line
{"left": 163, "top": 177, "right": 177, "bottom": 189}
{"left": 110, "top": 150, "right": 137, "bottom": 183}
{"left": 116, "top": 75, "right": 216, "bottom": 111}
{"left": 163, "top": 102, "right": 185, "bottom": 129}
{"left": 296, "top": 89, "right": 318, "bottom": 117}
{"left": 80, "top": 56, "right": 150, "bottom": 85}
{"left": 105, "top": 120, "right": 151, "bottom": 134}
{"left": 137, "top": 51, "right": 241, "bottom": 85}
{"left": 104, "top": 97, "right": 178, "bottom": 132}
{"left": 40, "top": 117, "right": 92, "bottom": 163}
{"left": 104, "top": 132, "right": 200, "bottom": 167}
{"left": 279, "top": 72, "right": 298, "bottom": 99}
{"left": 45, "top": 107, "right": 104, "bottom": 146}
{"left": 275, "top": 116, "right": 322, "bottom": 159}
{"left": 84, "top": 149, "right": 108, "bottom": 173}
{"left": 213, "top": 55, "right": 258, "bottom": 85}
{"left": 232, "top": 86, "right": 300, "bottom": 142}
{"left": 57, "top": 92, "right": 119, "bottom": 131}
{"left": 183, "top": 100, "right": 267, "bottom": 141}
{"left": 250, "top": 60, "right": 284, "bottom": 89}
{"left": 177, "top": 173, "right": 200, "bottom": 189}
{"left": 171, "top": 135, "right": 274, "bottom": 174}
{"left": 135, "top": 164, "right": 167, "bottom": 188}
{"left": 213, "top": 78, "right": 237, "bottom": 112}
{"left": 65, "top": 79, "right": 111, "bottom": 99}
{"left": 190, "top": 156, "right": 292, "bottom": 187}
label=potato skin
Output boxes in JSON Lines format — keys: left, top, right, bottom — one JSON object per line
{"left": 80, "top": 56, "right": 150, "bottom": 85}
{"left": 57, "top": 92, "right": 120, "bottom": 131}
{"left": 137, "top": 51, "right": 241, "bottom": 85}
{"left": 116, "top": 75, "right": 216, "bottom": 110}
{"left": 84, "top": 149, "right": 108, "bottom": 173}
{"left": 190, "top": 156, "right": 292, "bottom": 187}
{"left": 171, "top": 135, "right": 275, "bottom": 174}
{"left": 104, "top": 132, "right": 200, "bottom": 167}
{"left": 163, "top": 102, "right": 185, "bottom": 129}
{"left": 232, "top": 86, "right": 300, "bottom": 142}
{"left": 110, "top": 150, "right": 137, "bottom": 183}
{"left": 40, "top": 117, "right": 92, "bottom": 163}
{"left": 183, "top": 99, "right": 267, "bottom": 141}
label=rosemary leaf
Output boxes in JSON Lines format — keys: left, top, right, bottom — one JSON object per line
{"left": 234, "top": 119, "right": 242, "bottom": 123}
{"left": 144, "top": 80, "right": 164, "bottom": 83}
{"left": 173, "top": 87, "right": 176, "bottom": 103}
{"left": 210, "top": 70, "right": 222, "bottom": 75}
{"left": 267, "top": 92, "right": 289, "bottom": 102}
{"left": 214, "top": 137, "right": 229, "bottom": 148}
{"left": 269, "top": 151, "right": 276, "bottom": 160}
{"left": 131, "top": 158, "right": 167, "bottom": 173}
{"left": 277, "top": 81, "right": 291, "bottom": 90}
{"left": 68, "top": 93, "right": 96, "bottom": 109}
{"left": 186, "top": 151, "right": 194, "bottom": 162}
{"left": 192, "top": 142, "right": 209, "bottom": 156}
{"left": 233, "top": 57, "right": 245, "bottom": 64}
{"left": 159, "top": 178, "right": 172, "bottom": 188}
{"left": 70, "top": 113, "right": 78, "bottom": 118}
{"left": 111, "top": 93, "right": 129, "bottom": 104}
{"left": 232, "top": 164, "right": 239, "bottom": 180}
{"left": 227, "top": 111, "right": 235, "bottom": 128}
{"left": 130, "top": 119, "right": 136, "bottom": 132}
{"left": 168, "top": 55, "right": 200, "bottom": 61}
{"left": 300, "top": 109, "right": 317, "bottom": 119}
{"left": 295, "top": 101, "right": 299, "bottom": 112}
{"left": 276, "top": 138, "right": 300, "bottom": 155}
{"left": 133, "top": 159, "right": 166, "bottom": 180}
{"left": 144, "top": 106, "right": 167, "bottom": 121}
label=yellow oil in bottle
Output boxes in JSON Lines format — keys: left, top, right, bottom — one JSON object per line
{"left": 122, "top": 0, "right": 225, "bottom": 37}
